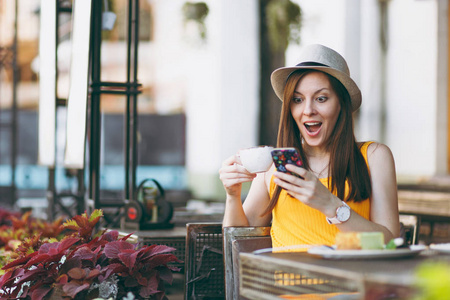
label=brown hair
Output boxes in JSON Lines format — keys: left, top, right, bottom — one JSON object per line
{"left": 262, "top": 70, "right": 371, "bottom": 216}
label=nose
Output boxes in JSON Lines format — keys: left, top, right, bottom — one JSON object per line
{"left": 303, "top": 99, "right": 316, "bottom": 116}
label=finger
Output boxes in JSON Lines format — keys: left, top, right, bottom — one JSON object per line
{"left": 273, "top": 170, "right": 304, "bottom": 185}
{"left": 221, "top": 173, "right": 257, "bottom": 189}
{"left": 222, "top": 155, "right": 252, "bottom": 176}
{"left": 220, "top": 171, "right": 256, "bottom": 181}
{"left": 273, "top": 177, "right": 306, "bottom": 194}
{"left": 234, "top": 162, "right": 252, "bottom": 174}
{"left": 220, "top": 164, "right": 257, "bottom": 180}
{"left": 233, "top": 162, "right": 256, "bottom": 175}
{"left": 223, "top": 177, "right": 255, "bottom": 188}
{"left": 222, "top": 154, "right": 239, "bottom": 166}
{"left": 235, "top": 152, "right": 243, "bottom": 165}
{"left": 220, "top": 160, "right": 248, "bottom": 174}
{"left": 286, "top": 191, "right": 305, "bottom": 202}
{"left": 273, "top": 179, "right": 310, "bottom": 204}
{"left": 285, "top": 164, "right": 312, "bottom": 180}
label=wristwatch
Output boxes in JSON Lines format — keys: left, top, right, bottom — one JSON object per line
{"left": 326, "top": 201, "right": 351, "bottom": 224}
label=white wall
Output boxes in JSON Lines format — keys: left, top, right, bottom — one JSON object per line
{"left": 359, "top": 0, "right": 443, "bottom": 177}
{"left": 149, "top": 0, "right": 260, "bottom": 199}
{"left": 287, "top": 0, "right": 347, "bottom": 65}
{"left": 192, "top": 0, "right": 259, "bottom": 198}
{"left": 289, "top": 0, "right": 443, "bottom": 178}
{"left": 147, "top": 0, "right": 444, "bottom": 198}
{"left": 217, "top": 0, "right": 260, "bottom": 162}
{"left": 287, "top": 0, "right": 362, "bottom": 102}
{"left": 358, "top": 0, "right": 385, "bottom": 142}
{"left": 384, "top": 0, "right": 439, "bottom": 176}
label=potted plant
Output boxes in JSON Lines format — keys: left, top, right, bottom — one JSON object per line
{"left": 0, "top": 209, "right": 180, "bottom": 300}
{"left": 265, "top": 0, "right": 302, "bottom": 53}
{"left": 0, "top": 209, "right": 64, "bottom": 272}
{"left": 182, "top": 2, "right": 209, "bottom": 40}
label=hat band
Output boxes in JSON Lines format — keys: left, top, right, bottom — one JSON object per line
{"left": 295, "top": 62, "right": 329, "bottom": 67}
{"left": 286, "top": 62, "right": 330, "bottom": 84}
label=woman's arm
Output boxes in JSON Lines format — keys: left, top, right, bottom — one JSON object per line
{"left": 364, "top": 143, "right": 400, "bottom": 238}
{"left": 334, "top": 143, "right": 399, "bottom": 242}
{"left": 220, "top": 155, "right": 272, "bottom": 227}
{"left": 241, "top": 170, "right": 273, "bottom": 226}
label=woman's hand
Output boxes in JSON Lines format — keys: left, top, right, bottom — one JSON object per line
{"left": 272, "top": 164, "right": 341, "bottom": 217}
{"left": 221, "top": 155, "right": 272, "bottom": 227}
{"left": 219, "top": 154, "right": 257, "bottom": 198}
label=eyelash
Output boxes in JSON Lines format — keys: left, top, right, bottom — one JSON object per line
{"left": 292, "top": 96, "right": 328, "bottom": 104}
{"left": 292, "top": 97, "right": 303, "bottom": 104}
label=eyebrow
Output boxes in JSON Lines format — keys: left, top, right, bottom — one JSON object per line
{"left": 294, "top": 88, "right": 330, "bottom": 95}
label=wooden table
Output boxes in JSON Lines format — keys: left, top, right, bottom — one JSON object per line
{"left": 398, "top": 189, "right": 450, "bottom": 220}
{"left": 398, "top": 188, "right": 450, "bottom": 243}
{"left": 239, "top": 249, "right": 450, "bottom": 300}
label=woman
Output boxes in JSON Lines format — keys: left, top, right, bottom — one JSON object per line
{"left": 219, "top": 44, "right": 399, "bottom": 248}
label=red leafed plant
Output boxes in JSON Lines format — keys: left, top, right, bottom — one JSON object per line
{"left": 0, "top": 210, "right": 64, "bottom": 270}
{"left": 0, "top": 209, "right": 181, "bottom": 300}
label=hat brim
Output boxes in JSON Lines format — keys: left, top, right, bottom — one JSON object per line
{"left": 271, "top": 66, "right": 362, "bottom": 112}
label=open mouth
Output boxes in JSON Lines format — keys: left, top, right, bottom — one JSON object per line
{"left": 304, "top": 122, "right": 322, "bottom": 133}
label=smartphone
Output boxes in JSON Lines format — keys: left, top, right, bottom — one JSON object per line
{"left": 271, "top": 148, "right": 303, "bottom": 177}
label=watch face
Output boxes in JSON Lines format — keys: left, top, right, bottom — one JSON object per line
{"left": 337, "top": 206, "right": 351, "bottom": 222}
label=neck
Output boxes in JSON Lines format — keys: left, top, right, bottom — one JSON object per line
{"left": 304, "top": 144, "right": 329, "bottom": 159}
{"left": 304, "top": 145, "right": 330, "bottom": 178}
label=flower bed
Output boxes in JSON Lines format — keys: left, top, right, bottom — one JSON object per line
{"left": 0, "top": 209, "right": 180, "bottom": 300}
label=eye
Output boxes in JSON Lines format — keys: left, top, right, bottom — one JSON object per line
{"left": 292, "top": 97, "right": 303, "bottom": 104}
{"left": 316, "top": 96, "right": 328, "bottom": 103}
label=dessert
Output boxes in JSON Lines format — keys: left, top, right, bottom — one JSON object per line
{"left": 335, "top": 232, "right": 384, "bottom": 250}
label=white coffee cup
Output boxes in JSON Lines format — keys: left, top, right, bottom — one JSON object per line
{"left": 239, "top": 146, "right": 274, "bottom": 173}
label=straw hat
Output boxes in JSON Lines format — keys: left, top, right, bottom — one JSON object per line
{"left": 270, "top": 44, "right": 362, "bottom": 111}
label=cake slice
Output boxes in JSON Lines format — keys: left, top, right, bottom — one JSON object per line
{"left": 335, "top": 232, "right": 384, "bottom": 250}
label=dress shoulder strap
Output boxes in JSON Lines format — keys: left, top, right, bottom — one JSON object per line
{"left": 359, "top": 141, "right": 375, "bottom": 169}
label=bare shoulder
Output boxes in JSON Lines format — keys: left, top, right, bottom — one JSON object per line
{"left": 365, "top": 142, "right": 396, "bottom": 180}
{"left": 366, "top": 142, "right": 395, "bottom": 162}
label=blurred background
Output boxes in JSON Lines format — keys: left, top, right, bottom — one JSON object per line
{"left": 0, "top": 0, "right": 447, "bottom": 218}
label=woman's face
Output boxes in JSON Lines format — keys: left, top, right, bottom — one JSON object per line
{"left": 290, "top": 71, "right": 341, "bottom": 151}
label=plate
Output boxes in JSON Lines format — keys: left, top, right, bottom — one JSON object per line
{"left": 307, "top": 245, "right": 426, "bottom": 259}
{"left": 429, "top": 243, "right": 450, "bottom": 254}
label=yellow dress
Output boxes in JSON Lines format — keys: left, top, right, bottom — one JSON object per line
{"left": 270, "top": 142, "right": 373, "bottom": 249}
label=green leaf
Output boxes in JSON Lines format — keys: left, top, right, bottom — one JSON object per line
{"left": 62, "top": 219, "right": 78, "bottom": 228}
{"left": 88, "top": 209, "right": 104, "bottom": 223}
{"left": 385, "top": 239, "right": 397, "bottom": 249}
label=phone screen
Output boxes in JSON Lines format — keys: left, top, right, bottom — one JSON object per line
{"left": 271, "top": 148, "right": 303, "bottom": 177}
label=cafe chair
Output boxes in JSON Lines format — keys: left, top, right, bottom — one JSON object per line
{"left": 184, "top": 223, "right": 272, "bottom": 300}
{"left": 185, "top": 223, "right": 224, "bottom": 300}
{"left": 223, "top": 226, "right": 272, "bottom": 300}
{"left": 399, "top": 213, "right": 420, "bottom": 245}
